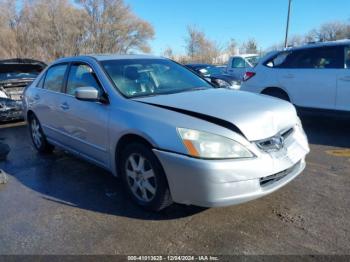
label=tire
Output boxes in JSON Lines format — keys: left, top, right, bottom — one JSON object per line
{"left": 119, "top": 143, "right": 172, "bottom": 211}
{"left": 28, "top": 114, "right": 54, "bottom": 154}
{"left": 263, "top": 89, "right": 290, "bottom": 102}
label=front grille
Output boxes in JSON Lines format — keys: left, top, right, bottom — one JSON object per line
{"left": 281, "top": 127, "right": 294, "bottom": 139}
{"left": 256, "top": 127, "right": 294, "bottom": 152}
{"left": 259, "top": 161, "right": 300, "bottom": 187}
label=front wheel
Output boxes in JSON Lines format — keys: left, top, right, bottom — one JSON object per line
{"left": 120, "top": 143, "right": 172, "bottom": 211}
{"left": 28, "top": 114, "right": 54, "bottom": 154}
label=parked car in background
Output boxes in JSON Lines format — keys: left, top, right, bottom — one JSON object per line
{"left": 185, "top": 63, "right": 241, "bottom": 89}
{"left": 241, "top": 40, "right": 350, "bottom": 113}
{"left": 23, "top": 55, "right": 309, "bottom": 211}
{"left": 0, "top": 59, "right": 46, "bottom": 122}
{"left": 226, "top": 54, "right": 260, "bottom": 79}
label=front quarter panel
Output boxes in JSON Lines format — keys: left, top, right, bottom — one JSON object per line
{"left": 108, "top": 99, "right": 252, "bottom": 176}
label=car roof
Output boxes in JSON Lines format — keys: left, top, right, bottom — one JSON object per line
{"left": 90, "top": 54, "right": 165, "bottom": 61}
{"left": 232, "top": 54, "right": 259, "bottom": 58}
{"left": 54, "top": 54, "right": 167, "bottom": 64}
{"left": 285, "top": 39, "right": 350, "bottom": 51}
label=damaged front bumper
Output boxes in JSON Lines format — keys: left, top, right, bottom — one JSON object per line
{"left": 0, "top": 98, "right": 24, "bottom": 122}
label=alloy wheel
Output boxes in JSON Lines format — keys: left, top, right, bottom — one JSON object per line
{"left": 31, "top": 118, "right": 42, "bottom": 148}
{"left": 125, "top": 153, "right": 157, "bottom": 202}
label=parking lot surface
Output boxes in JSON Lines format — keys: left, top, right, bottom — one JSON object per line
{"left": 0, "top": 116, "right": 349, "bottom": 255}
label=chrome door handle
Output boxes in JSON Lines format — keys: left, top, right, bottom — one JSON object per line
{"left": 60, "top": 102, "right": 70, "bottom": 111}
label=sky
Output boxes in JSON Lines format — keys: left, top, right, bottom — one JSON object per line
{"left": 125, "top": 0, "right": 350, "bottom": 55}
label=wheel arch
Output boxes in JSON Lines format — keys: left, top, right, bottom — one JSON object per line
{"left": 26, "top": 110, "right": 35, "bottom": 120}
{"left": 261, "top": 86, "right": 291, "bottom": 102}
{"left": 114, "top": 133, "right": 155, "bottom": 177}
{"left": 113, "top": 133, "right": 172, "bottom": 200}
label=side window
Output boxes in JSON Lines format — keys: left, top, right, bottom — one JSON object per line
{"left": 66, "top": 64, "right": 101, "bottom": 96}
{"left": 345, "top": 46, "right": 350, "bottom": 69}
{"left": 285, "top": 47, "right": 344, "bottom": 69}
{"left": 36, "top": 73, "right": 46, "bottom": 88}
{"left": 43, "top": 64, "right": 68, "bottom": 92}
{"left": 232, "top": 58, "right": 246, "bottom": 68}
{"left": 266, "top": 52, "right": 291, "bottom": 68}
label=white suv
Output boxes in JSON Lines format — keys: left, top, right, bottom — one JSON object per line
{"left": 241, "top": 40, "right": 350, "bottom": 112}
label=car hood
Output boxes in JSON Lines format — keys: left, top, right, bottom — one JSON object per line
{"left": 133, "top": 89, "right": 298, "bottom": 141}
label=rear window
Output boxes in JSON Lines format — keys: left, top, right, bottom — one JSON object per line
{"left": 246, "top": 56, "right": 260, "bottom": 66}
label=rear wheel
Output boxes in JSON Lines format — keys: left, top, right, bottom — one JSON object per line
{"left": 28, "top": 114, "right": 54, "bottom": 154}
{"left": 120, "top": 143, "right": 172, "bottom": 211}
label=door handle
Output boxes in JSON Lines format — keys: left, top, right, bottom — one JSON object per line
{"left": 60, "top": 102, "right": 70, "bottom": 111}
{"left": 33, "top": 94, "right": 40, "bottom": 100}
{"left": 283, "top": 74, "right": 294, "bottom": 79}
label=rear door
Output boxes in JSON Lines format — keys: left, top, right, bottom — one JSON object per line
{"left": 59, "top": 62, "right": 110, "bottom": 167}
{"left": 34, "top": 63, "right": 69, "bottom": 144}
{"left": 277, "top": 46, "right": 342, "bottom": 110}
{"left": 336, "top": 45, "right": 350, "bottom": 111}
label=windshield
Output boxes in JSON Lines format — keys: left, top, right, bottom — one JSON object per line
{"left": 0, "top": 64, "right": 43, "bottom": 81}
{"left": 246, "top": 56, "right": 260, "bottom": 66}
{"left": 102, "top": 59, "right": 213, "bottom": 98}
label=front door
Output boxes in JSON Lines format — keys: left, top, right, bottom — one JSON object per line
{"left": 59, "top": 63, "right": 110, "bottom": 167}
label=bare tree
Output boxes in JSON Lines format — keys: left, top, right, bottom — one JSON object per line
{"left": 184, "top": 25, "right": 221, "bottom": 63}
{"left": 240, "top": 39, "right": 259, "bottom": 54}
{"left": 307, "top": 21, "right": 349, "bottom": 42}
{"left": 0, "top": 0, "right": 155, "bottom": 61}
{"left": 225, "top": 38, "right": 238, "bottom": 56}
{"left": 162, "top": 47, "right": 175, "bottom": 60}
{"left": 76, "top": 0, "right": 154, "bottom": 54}
{"left": 0, "top": 0, "right": 22, "bottom": 58}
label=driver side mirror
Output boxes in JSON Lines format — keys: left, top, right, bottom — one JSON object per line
{"left": 75, "top": 86, "right": 101, "bottom": 102}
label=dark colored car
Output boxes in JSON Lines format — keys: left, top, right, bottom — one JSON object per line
{"left": 185, "top": 63, "right": 241, "bottom": 89}
{"left": 0, "top": 59, "right": 46, "bottom": 122}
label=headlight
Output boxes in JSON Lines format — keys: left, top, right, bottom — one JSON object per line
{"left": 230, "top": 80, "right": 241, "bottom": 90}
{"left": 177, "top": 128, "right": 254, "bottom": 159}
{"left": 0, "top": 90, "right": 8, "bottom": 99}
{"left": 295, "top": 117, "right": 308, "bottom": 144}
{"left": 215, "top": 79, "right": 231, "bottom": 88}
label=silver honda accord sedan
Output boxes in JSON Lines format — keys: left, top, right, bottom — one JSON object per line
{"left": 23, "top": 55, "right": 310, "bottom": 211}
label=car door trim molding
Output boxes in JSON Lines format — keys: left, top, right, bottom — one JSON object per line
{"left": 137, "top": 101, "right": 246, "bottom": 138}
{"left": 42, "top": 124, "right": 108, "bottom": 153}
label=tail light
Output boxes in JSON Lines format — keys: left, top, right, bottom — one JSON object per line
{"left": 243, "top": 71, "right": 256, "bottom": 81}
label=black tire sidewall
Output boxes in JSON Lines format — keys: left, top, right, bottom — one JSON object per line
{"left": 119, "top": 143, "right": 170, "bottom": 211}
{"left": 28, "top": 114, "right": 53, "bottom": 153}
